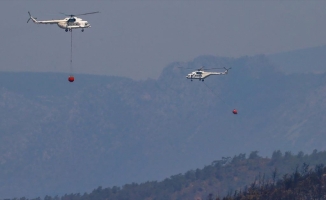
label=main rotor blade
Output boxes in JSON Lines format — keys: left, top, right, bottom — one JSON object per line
{"left": 59, "top": 12, "right": 70, "bottom": 16}
{"left": 198, "top": 66, "right": 205, "bottom": 71}
{"left": 204, "top": 67, "right": 225, "bottom": 70}
{"left": 59, "top": 11, "right": 99, "bottom": 17}
{"left": 74, "top": 11, "right": 100, "bottom": 16}
{"left": 178, "top": 66, "right": 224, "bottom": 71}
{"left": 177, "top": 67, "right": 195, "bottom": 69}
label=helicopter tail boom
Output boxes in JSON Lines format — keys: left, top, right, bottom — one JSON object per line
{"left": 208, "top": 68, "right": 231, "bottom": 76}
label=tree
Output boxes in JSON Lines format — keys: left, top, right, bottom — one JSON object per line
{"left": 249, "top": 151, "right": 260, "bottom": 159}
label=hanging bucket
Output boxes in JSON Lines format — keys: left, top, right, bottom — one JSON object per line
{"left": 68, "top": 76, "right": 75, "bottom": 82}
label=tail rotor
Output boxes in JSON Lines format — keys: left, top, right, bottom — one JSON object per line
{"left": 27, "top": 11, "right": 32, "bottom": 23}
{"left": 224, "top": 67, "right": 231, "bottom": 74}
{"left": 27, "top": 11, "right": 37, "bottom": 23}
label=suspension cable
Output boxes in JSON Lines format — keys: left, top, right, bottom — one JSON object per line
{"left": 70, "top": 29, "right": 73, "bottom": 76}
{"left": 202, "top": 81, "right": 227, "bottom": 104}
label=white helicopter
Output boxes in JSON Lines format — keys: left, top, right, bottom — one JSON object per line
{"left": 27, "top": 11, "right": 99, "bottom": 32}
{"left": 186, "top": 67, "right": 230, "bottom": 81}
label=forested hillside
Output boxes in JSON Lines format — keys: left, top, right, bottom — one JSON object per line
{"left": 223, "top": 162, "right": 326, "bottom": 199}
{"left": 1, "top": 53, "right": 326, "bottom": 198}
{"left": 222, "top": 164, "right": 326, "bottom": 200}
{"left": 7, "top": 150, "right": 326, "bottom": 200}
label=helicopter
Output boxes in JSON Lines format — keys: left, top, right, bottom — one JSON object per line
{"left": 186, "top": 67, "right": 230, "bottom": 81}
{"left": 27, "top": 11, "right": 99, "bottom": 32}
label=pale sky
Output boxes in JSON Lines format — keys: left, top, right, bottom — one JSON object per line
{"left": 1, "top": 1, "right": 326, "bottom": 79}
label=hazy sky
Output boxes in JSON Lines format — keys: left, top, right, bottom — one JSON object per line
{"left": 1, "top": 1, "right": 326, "bottom": 79}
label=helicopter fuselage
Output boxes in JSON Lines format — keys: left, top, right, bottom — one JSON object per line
{"left": 57, "top": 17, "right": 91, "bottom": 29}
{"left": 186, "top": 70, "right": 228, "bottom": 81}
{"left": 27, "top": 12, "right": 92, "bottom": 32}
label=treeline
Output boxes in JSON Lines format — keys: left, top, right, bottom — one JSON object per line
{"left": 5, "top": 150, "right": 326, "bottom": 200}
{"left": 222, "top": 163, "right": 326, "bottom": 200}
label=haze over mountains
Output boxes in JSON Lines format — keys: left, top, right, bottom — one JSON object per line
{"left": 268, "top": 45, "right": 326, "bottom": 74}
{"left": 1, "top": 45, "right": 326, "bottom": 198}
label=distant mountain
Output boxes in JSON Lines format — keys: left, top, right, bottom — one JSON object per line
{"left": 267, "top": 45, "right": 326, "bottom": 74}
{"left": 1, "top": 52, "right": 326, "bottom": 198}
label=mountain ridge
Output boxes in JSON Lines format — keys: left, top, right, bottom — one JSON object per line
{"left": 268, "top": 45, "right": 326, "bottom": 74}
{"left": 0, "top": 51, "right": 326, "bottom": 198}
